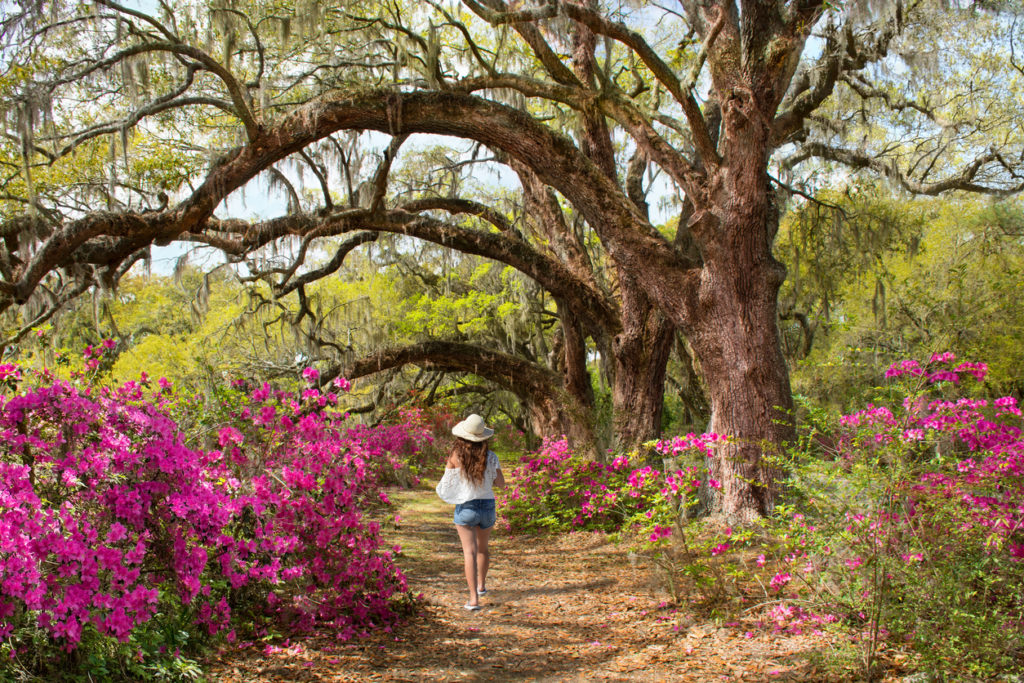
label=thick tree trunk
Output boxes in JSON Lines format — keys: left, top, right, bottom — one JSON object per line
{"left": 687, "top": 189, "right": 794, "bottom": 519}
{"left": 525, "top": 394, "right": 584, "bottom": 450}
{"left": 690, "top": 283, "right": 792, "bottom": 520}
{"left": 654, "top": 48, "right": 799, "bottom": 519}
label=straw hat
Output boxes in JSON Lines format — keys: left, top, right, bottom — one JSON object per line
{"left": 451, "top": 413, "right": 494, "bottom": 442}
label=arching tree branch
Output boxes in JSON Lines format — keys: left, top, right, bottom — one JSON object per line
{"left": 193, "top": 208, "right": 620, "bottom": 336}
{"left": 324, "top": 340, "right": 593, "bottom": 448}
{"left": 3, "top": 89, "right": 701, "bottom": 327}
{"left": 400, "top": 197, "right": 514, "bottom": 233}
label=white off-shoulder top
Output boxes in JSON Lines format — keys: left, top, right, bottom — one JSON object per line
{"left": 435, "top": 451, "right": 502, "bottom": 504}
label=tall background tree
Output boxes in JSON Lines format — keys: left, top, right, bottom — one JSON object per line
{"left": 2, "top": 0, "right": 1022, "bottom": 518}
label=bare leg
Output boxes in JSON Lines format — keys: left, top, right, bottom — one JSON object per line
{"left": 475, "top": 527, "right": 491, "bottom": 592}
{"left": 455, "top": 524, "right": 479, "bottom": 606}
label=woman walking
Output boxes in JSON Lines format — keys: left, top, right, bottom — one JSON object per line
{"left": 435, "top": 414, "right": 505, "bottom": 610}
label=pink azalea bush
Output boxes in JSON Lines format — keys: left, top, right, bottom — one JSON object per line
{"left": 0, "top": 359, "right": 429, "bottom": 678}
{"left": 768, "top": 353, "right": 1024, "bottom": 677}
{"left": 497, "top": 433, "right": 745, "bottom": 603}
{"left": 496, "top": 437, "right": 616, "bottom": 532}
{"left": 497, "top": 354, "right": 1024, "bottom": 676}
{"left": 497, "top": 435, "right": 721, "bottom": 533}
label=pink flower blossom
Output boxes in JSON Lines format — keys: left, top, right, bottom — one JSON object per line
{"left": 769, "top": 572, "right": 791, "bottom": 591}
{"left": 0, "top": 359, "right": 425, "bottom": 650}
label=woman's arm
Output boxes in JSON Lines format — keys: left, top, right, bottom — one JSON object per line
{"left": 490, "top": 452, "right": 506, "bottom": 487}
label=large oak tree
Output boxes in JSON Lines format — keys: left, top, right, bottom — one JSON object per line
{"left": 2, "top": 0, "right": 1021, "bottom": 518}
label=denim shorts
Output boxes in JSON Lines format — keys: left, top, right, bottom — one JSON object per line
{"left": 453, "top": 498, "right": 496, "bottom": 529}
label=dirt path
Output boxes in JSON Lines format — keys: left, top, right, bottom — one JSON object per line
{"left": 206, "top": 486, "right": 861, "bottom": 682}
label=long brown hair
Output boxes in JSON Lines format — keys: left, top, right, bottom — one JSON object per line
{"left": 452, "top": 437, "right": 489, "bottom": 485}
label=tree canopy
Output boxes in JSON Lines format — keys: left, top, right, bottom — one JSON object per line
{"left": 2, "top": 0, "right": 1023, "bottom": 518}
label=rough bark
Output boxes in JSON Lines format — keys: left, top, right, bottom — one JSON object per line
{"left": 691, "top": 270, "right": 792, "bottom": 520}
{"left": 686, "top": 113, "right": 794, "bottom": 520}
